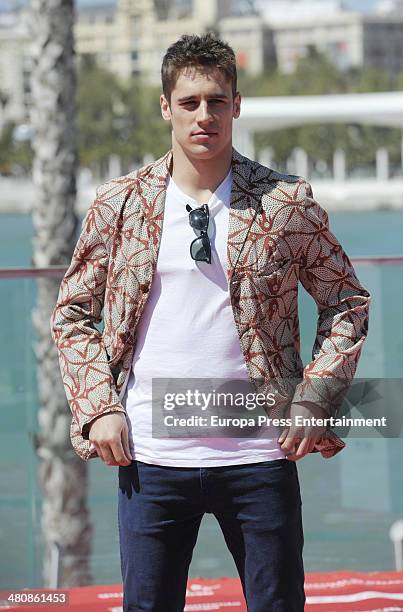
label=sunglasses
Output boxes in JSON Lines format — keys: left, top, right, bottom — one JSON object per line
{"left": 186, "top": 203, "right": 211, "bottom": 264}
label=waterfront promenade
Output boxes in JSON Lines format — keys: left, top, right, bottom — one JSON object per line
{"left": 2, "top": 176, "right": 403, "bottom": 214}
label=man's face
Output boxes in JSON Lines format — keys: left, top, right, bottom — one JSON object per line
{"left": 160, "top": 65, "right": 241, "bottom": 160}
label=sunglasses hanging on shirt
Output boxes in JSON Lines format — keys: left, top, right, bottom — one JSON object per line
{"left": 186, "top": 203, "right": 211, "bottom": 264}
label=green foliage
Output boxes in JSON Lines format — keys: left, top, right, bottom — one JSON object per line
{"left": 77, "top": 58, "right": 170, "bottom": 172}
{"left": 113, "top": 79, "right": 171, "bottom": 164}
{"left": 0, "top": 121, "right": 33, "bottom": 175}
{"left": 77, "top": 58, "right": 124, "bottom": 169}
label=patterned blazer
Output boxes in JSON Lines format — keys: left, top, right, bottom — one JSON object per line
{"left": 51, "top": 148, "right": 370, "bottom": 461}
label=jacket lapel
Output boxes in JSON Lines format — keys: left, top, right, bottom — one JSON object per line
{"left": 139, "top": 147, "right": 271, "bottom": 283}
{"left": 227, "top": 148, "right": 278, "bottom": 278}
{"left": 137, "top": 150, "right": 172, "bottom": 267}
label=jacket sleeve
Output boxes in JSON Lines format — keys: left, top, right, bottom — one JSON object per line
{"left": 292, "top": 181, "right": 371, "bottom": 420}
{"left": 50, "top": 188, "right": 126, "bottom": 440}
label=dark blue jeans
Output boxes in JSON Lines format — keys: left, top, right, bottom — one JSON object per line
{"left": 118, "top": 458, "right": 305, "bottom": 611}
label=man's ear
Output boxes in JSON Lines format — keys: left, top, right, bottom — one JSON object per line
{"left": 160, "top": 94, "right": 172, "bottom": 121}
{"left": 233, "top": 92, "right": 241, "bottom": 119}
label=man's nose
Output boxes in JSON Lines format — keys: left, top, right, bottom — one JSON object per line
{"left": 196, "top": 101, "right": 213, "bottom": 123}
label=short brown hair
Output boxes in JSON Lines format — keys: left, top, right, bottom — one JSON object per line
{"left": 161, "top": 32, "right": 238, "bottom": 102}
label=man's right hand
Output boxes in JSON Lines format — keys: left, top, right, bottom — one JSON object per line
{"left": 88, "top": 413, "right": 132, "bottom": 466}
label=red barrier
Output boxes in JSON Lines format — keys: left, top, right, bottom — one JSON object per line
{"left": 305, "top": 570, "right": 403, "bottom": 611}
{"left": 2, "top": 571, "right": 403, "bottom": 611}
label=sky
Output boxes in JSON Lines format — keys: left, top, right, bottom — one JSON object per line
{"left": 343, "top": 0, "right": 378, "bottom": 10}
{"left": 0, "top": 0, "right": 380, "bottom": 12}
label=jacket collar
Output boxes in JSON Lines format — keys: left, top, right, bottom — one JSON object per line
{"left": 136, "top": 147, "right": 270, "bottom": 279}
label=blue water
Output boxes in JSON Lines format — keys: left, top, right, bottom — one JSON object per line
{"left": 0, "top": 211, "right": 403, "bottom": 589}
{"left": 1, "top": 210, "right": 402, "bottom": 267}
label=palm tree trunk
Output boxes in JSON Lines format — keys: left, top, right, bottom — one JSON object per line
{"left": 30, "top": 0, "right": 92, "bottom": 587}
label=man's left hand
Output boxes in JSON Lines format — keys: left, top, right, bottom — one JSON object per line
{"left": 278, "top": 402, "right": 328, "bottom": 461}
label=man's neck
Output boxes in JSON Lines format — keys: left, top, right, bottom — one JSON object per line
{"left": 170, "top": 140, "right": 233, "bottom": 204}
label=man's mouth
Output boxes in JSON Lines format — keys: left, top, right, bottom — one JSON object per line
{"left": 191, "top": 131, "right": 218, "bottom": 136}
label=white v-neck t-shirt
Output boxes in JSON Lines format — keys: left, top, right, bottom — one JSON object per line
{"left": 122, "top": 169, "right": 285, "bottom": 466}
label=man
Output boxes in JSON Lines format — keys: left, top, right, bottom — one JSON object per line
{"left": 51, "top": 33, "right": 370, "bottom": 611}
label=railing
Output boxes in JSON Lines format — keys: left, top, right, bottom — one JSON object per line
{"left": 1, "top": 257, "right": 403, "bottom": 589}
{"left": 1, "top": 254, "right": 403, "bottom": 277}
{"left": 0, "top": 266, "right": 68, "bottom": 279}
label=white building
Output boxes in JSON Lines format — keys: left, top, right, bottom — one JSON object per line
{"left": 75, "top": 0, "right": 273, "bottom": 83}
{"left": 256, "top": 0, "right": 345, "bottom": 23}
{"left": 376, "top": 0, "right": 403, "bottom": 13}
{"left": 269, "top": 11, "right": 403, "bottom": 76}
{"left": 0, "top": 10, "right": 32, "bottom": 124}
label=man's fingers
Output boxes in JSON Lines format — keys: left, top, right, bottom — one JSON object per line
{"left": 279, "top": 429, "right": 302, "bottom": 453}
{"left": 278, "top": 427, "right": 289, "bottom": 444}
{"left": 306, "top": 437, "right": 317, "bottom": 454}
{"left": 285, "top": 437, "right": 310, "bottom": 461}
{"left": 89, "top": 413, "right": 132, "bottom": 466}
{"left": 98, "top": 441, "right": 120, "bottom": 466}
{"left": 92, "top": 441, "right": 103, "bottom": 462}
{"left": 285, "top": 435, "right": 320, "bottom": 461}
{"left": 93, "top": 442, "right": 115, "bottom": 466}
{"left": 279, "top": 402, "right": 329, "bottom": 461}
{"left": 283, "top": 442, "right": 303, "bottom": 461}
{"left": 108, "top": 437, "right": 132, "bottom": 466}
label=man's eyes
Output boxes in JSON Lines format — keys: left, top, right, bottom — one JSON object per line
{"left": 181, "top": 99, "right": 225, "bottom": 106}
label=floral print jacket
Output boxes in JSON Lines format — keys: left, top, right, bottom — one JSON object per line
{"left": 51, "top": 148, "right": 370, "bottom": 460}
